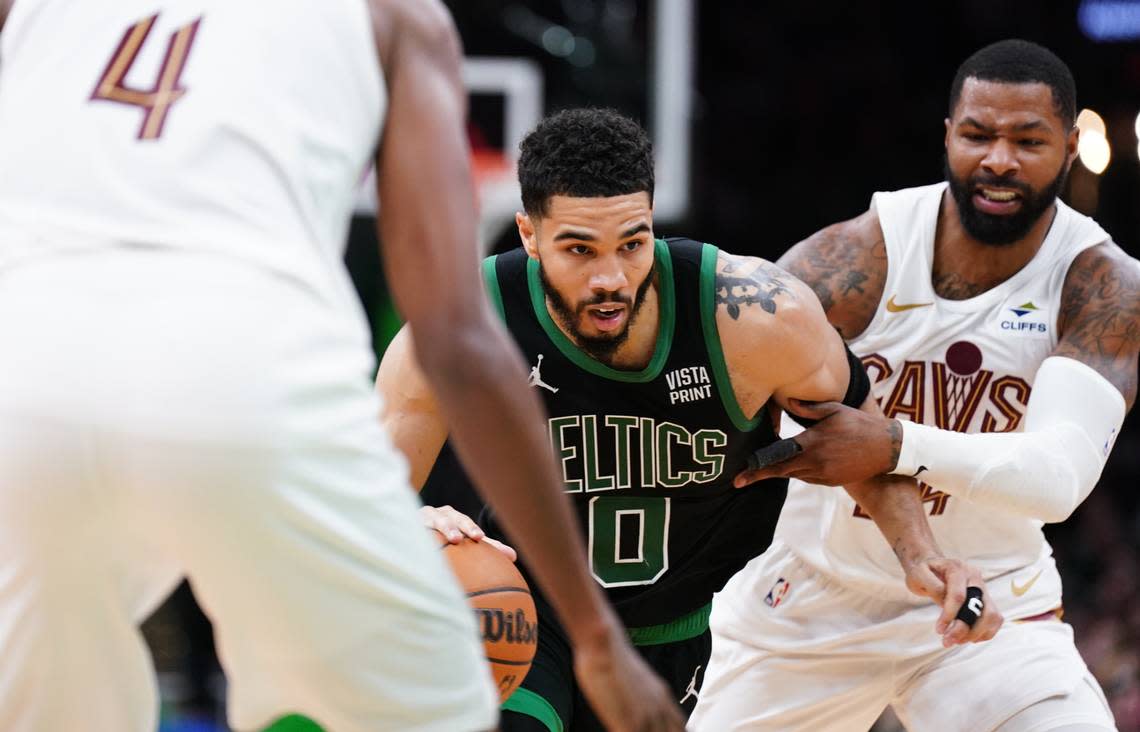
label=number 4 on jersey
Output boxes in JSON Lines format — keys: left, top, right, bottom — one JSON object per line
{"left": 91, "top": 14, "right": 202, "bottom": 140}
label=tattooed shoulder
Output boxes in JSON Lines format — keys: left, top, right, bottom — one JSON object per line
{"left": 776, "top": 209, "right": 887, "bottom": 339}
{"left": 715, "top": 253, "right": 796, "bottom": 320}
{"left": 1056, "top": 242, "right": 1140, "bottom": 407}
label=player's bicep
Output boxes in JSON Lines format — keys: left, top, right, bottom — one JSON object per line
{"left": 717, "top": 253, "right": 847, "bottom": 411}
{"left": 1054, "top": 243, "right": 1140, "bottom": 410}
{"left": 376, "top": 325, "right": 449, "bottom": 490}
{"left": 768, "top": 305, "right": 849, "bottom": 408}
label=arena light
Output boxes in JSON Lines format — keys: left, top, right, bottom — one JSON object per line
{"left": 1078, "top": 130, "right": 1112, "bottom": 174}
{"left": 1077, "top": 108, "right": 1107, "bottom": 136}
{"left": 1078, "top": 0, "right": 1140, "bottom": 42}
{"left": 1130, "top": 107, "right": 1140, "bottom": 160}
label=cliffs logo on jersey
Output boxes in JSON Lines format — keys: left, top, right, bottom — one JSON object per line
{"left": 854, "top": 340, "right": 1032, "bottom": 518}
{"left": 665, "top": 366, "right": 712, "bottom": 404}
{"left": 547, "top": 414, "right": 728, "bottom": 492}
{"left": 999, "top": 300, "right": 1048, "bottom": 336}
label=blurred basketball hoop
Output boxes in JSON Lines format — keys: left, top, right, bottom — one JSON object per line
{"left": 354, "top": 56, "right": 543, "bottom": 253}
{"left": 471, "top": 148, "right": 520, "bottom": 248}
{"left": 354, "top": 0, "right": 695, "bottom": 247}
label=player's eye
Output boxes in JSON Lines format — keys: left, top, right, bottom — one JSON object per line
{"left": 963, "top": 132, "right": 990, "bottom": 142}
{"left": 622, "top": 240, "right": 643, "bottom": 252}
{"left": 569, "top": 244, "right": 591, "bottom": 255}
{"left": 1019, "top": 139, "right": 1045, "bottom": 147}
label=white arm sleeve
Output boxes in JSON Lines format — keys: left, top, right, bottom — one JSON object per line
{"left": 890, "top": 356, "right": 1126, "bottom": 523}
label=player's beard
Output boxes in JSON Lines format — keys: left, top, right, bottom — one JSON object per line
{"left": 538, "top": 259, "right": 656, "bottom": 365}
{"left": 944, "top": 154, "right": 1069, "bottom": 246}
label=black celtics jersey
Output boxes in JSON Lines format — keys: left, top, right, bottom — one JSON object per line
{"left": 426, "top": 238, "right": 785, "bottom": 628}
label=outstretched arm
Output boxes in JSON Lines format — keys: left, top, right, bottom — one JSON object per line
{"left": 889, "top": 243, "right": 1137, "bottom": 523}
{"left": 370, "top": 3, "right": 682, "bottom": 729}
{"left": 717, "top": 251, "right": 1000, "bottom": 644}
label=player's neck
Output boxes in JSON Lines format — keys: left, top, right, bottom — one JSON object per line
{"left": 932, "top": 189, "right": 1057, "bottom": 300}
{"left": 545, "top": 280, "right": 660, "bottom": 371}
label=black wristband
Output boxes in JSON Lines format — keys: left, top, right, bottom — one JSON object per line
{"left": 955, "top": 586, "right": 985, "bottom": 628}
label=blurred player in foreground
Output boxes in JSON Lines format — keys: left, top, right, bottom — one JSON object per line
{"left": 377, "top": 107, "right": 1001, "bottom": 731}
{"left": 692, "top": 39, "right": 1139, "bottom": 732}
{"left": 0, "top": 1, "right": 682, "bottom": 730}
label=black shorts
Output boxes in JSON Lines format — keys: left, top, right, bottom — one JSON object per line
{"left": 500, "top": 596, "right": 711, "bottom": 732}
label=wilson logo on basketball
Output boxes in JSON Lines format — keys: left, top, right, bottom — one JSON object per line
{"left": 475, "top": 607, "right": 538, "bottom": 645}
{"left": 853, "top": 341, "right": 1032, "bottom": 519}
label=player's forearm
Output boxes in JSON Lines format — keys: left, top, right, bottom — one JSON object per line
{"left": 833, "top": 385, "right": 940, "bottom": 565}
{"left": 413, "top": 315, "right": 616, "bottom": 647}
{"left": 843, "top": 476, "right": 942, "bottom": 567}
{"left": 891, "top": 357, "right": 1125, "bottom": 523}
{"left": 894, "top": 423, "right": 1090, "bottom": 523}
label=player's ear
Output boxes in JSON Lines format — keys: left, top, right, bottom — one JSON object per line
{"left": 944, "top": 117, "right": 952, "bottom": 148}
{"left": 517, "top": 212, "right": 539, "bottom": 259}
{"left": 1066, "top": 123, "right": 1079, "bottom": 165}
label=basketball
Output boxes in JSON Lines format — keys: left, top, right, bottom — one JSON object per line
{"left": 436, "top": 533, "right": 538, "bottom": 702}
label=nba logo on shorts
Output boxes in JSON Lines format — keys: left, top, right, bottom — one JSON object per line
{"left": 764, "top": 577, "right": 790, "bottom": 608}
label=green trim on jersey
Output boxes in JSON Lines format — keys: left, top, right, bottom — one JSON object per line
{"left": 699, "top": 243, "right": 764, "bottom": 432}
{"left": 261, "top": 714, "right": 324, "bottom": 732}
{"left": 626, "top": 602, "right": 711, "bottom": 646}
{"left": 525, "top": 238, "right": 676, "bottom": 383}
{"left": 483, "top": 255, "right": 506, "bottom": 320}
{"left": 502, "top": 686, "right": 565, "bottom": 732}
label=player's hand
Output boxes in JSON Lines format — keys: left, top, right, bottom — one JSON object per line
{"left": 734, "top": 399, "right": 900, "bottom": 488}
{"left": 573, "top": 616, "right": 687, "bottom": 732}
{"left": 903, "top": 556, "right": 1003, "bottom": 647}
{"left": 419, "top": 505, "right": 517, "bottom": 562}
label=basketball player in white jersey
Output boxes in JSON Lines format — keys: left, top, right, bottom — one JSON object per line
{"left": 690, "top": 40, "right": 1139, "bottom": 732}
{"left": 0, "top": 2, "right": 684, "bottom": 731}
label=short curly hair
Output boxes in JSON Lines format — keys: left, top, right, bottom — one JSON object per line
{"left": 949, "top": 39, "right": 1076, "bottom": 129}
{"left": 518, "top": 107, "right": 654, "bottom": 218}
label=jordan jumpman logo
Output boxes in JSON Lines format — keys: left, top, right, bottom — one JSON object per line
{"left": 528, "top": 354, "right": 559, "bottom": 393}
{"left": 678, "top": 665, "right": 701, "bottom": 705}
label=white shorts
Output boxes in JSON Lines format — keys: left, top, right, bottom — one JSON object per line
{"left": 0, "top": 250, "right": 497, "bottom": 732}
{"left": 690, "top": 541, "right": 1114, "bottom": 732}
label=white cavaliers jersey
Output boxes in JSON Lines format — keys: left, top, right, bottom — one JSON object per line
{"left": 0, "top": 0, "right": 383, "bottom": 301}
{"left": 774, "top": 182, "right": 1111, "bottom": 618}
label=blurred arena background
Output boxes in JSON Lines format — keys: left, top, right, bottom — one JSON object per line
{"left": 142, "top": 1, "right": 1140, "bottom": 730}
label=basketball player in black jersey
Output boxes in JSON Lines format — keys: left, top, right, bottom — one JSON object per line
{"left": 376, "top": 108, "right": 1002, "bottom": 731}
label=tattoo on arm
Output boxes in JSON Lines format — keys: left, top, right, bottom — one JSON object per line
{"left": 842, "top": 270, "right": 868, "bottom": 296}
{"left": 1055, "top": 244, "right": 1140, "bottom": 408}
{"left": 777, "top": 217, "right": 887, "bottom": 339}
{"left": 887, "top": 419, "right": 902, "bottom": 472}
{"left": 891, "top": 535, "right": 936, "bottom": 567}
{"left": 716, "top": 255, "right": 792, "bottom": 320}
